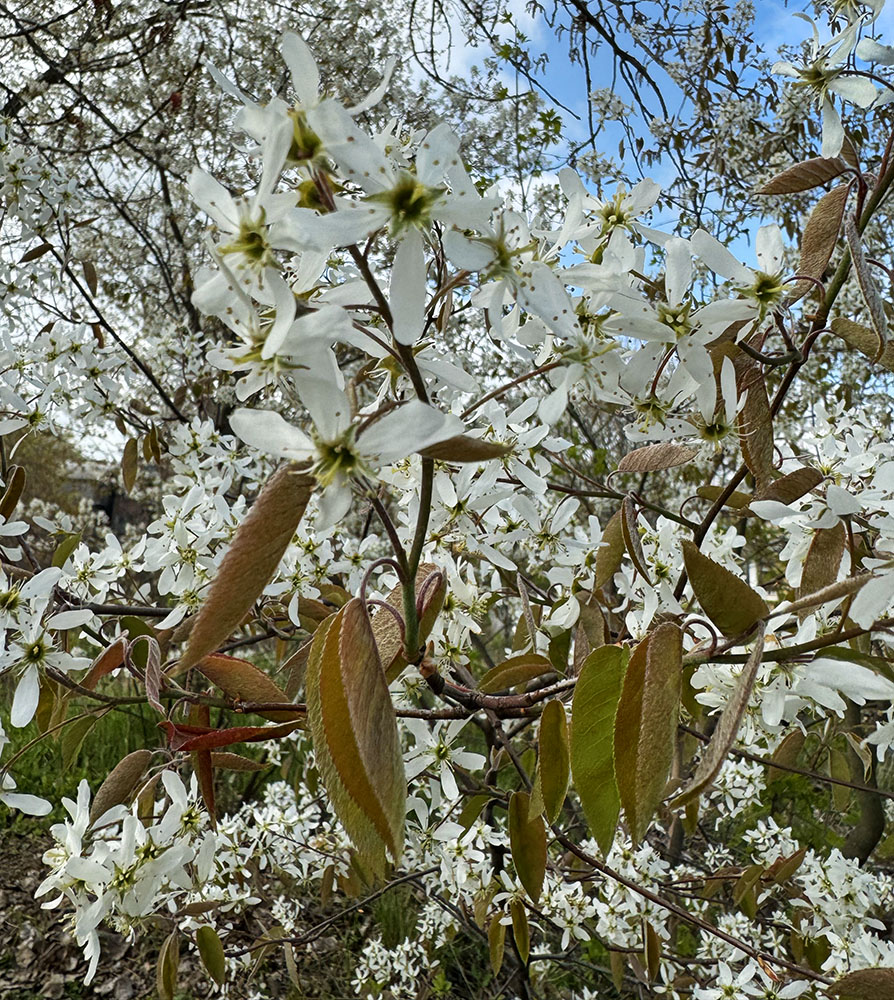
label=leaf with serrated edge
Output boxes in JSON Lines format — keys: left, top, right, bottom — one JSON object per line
{"left": 478, "top": 653, "right": 553, "bottom": 693}
{"left": 307, "top": 600, "right": 405, "bottom": 872}
{"left": 89, "top": 749, "right": 152, "bottom": 823}
{"left": 614, "top": 624, "right": 682, "bottom": 844}
{"left": 682, "top": 540, "right": 768, "bottom": 636}
{"left": 508, "top": 790, "right": 546, "bottom": 902}
{"left": 178, "top": 465, "right": 313, "bottom": 674}
{"left": 571, "top": 645, "right": 629, "bottom": 853}
{"left": 757, "top": 156, "right": 848, "bottom": 194}
{"left": 535, "top": 700, "right": 570, "bottom": 823}
{"left": 417, "top": 434, "right": 511, "bottom": 462}
{"left": 617, "top": 443, "right": 698, "bottom": 474}
{"left": 788, "top": 183, "right": 849, "bottom": 303}
{"left": 196, "top": 653, "right": 300, "bottom": 721}
{"left": 671, "top": 624, "right": 765, "bottom": 809}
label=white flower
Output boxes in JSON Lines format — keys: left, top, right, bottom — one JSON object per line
{"left": 403, "top": 717, "right": 486, "bottom": 800}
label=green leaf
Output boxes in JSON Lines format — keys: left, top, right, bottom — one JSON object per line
{"left": 479, "top": 652, "right": 553, "bottom": 694}
{"left": 533, "top": 700, "right": 569, "bottom": 824}
{"left": 614, "top": 624, "right": 682, "bottom": 844}
{"left": 121, "top": 437, "right": 138, "bottom": 493}
{"left": 682, "top": 540, "right": 768, "bottom": 637}
{"left": 196, "top": 925, "right": 226, "bottom": 987}
{"left": 196, "top": 653, "right": 300, "bottom": 722}
{"left": 594, "top": 510, "right": 625, "bottom": 589}
{"left": 89, "top": 749, "right": 152, "bottom": 823}
{"left": 671, "top": 624, "right": 765, "bottom": 809}
{"left": 488, "top": 917, "right": 506, "bottom": 975}
{"left": 767, "top": 729, "right": 806, "bottom": 783}
{"left": 306, "top": 599, "right": 405, "bottom": 874}
{"left": 178, "top": 465, "right": 314, "bottom": 674}
{"left": 0, "top": 465, "right": 25, "bottom": 520}
{"left": 508, "top": 790, "right": 546, "bottom": 903}
{"left": 51, "top": 531, "right": 82, "bottom": 569}
{"left": 417, "top": 434, "right": 511, "bottom": 462}
{"left": 570, "top": 645, "right": 629, "bottom": 853}
{"left": 59, "top": 715, "right": 97, "bottom": 771}
{"left": 156, "top": 930, "right": 180, "bottom": 1000}
{"left": 510, "top": 899, "right": 530, "bottom": 964}
{"left": 696, "top": 486, "right": 753, "bottom": 510}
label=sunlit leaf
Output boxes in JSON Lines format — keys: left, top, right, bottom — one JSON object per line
{"left": 757, "top": 155, "right": 848, "bottom": 194}
{"left": 196, "top": 926, "right": 226, "bottom": 987}
{"left": 196, "top": 653, "right": 300, "bottom": 722}
{"left": 617, "top": 443, "right": 698, "bottom": 474}
{"left": 788, "top": 183, "right": 849, "bottom": 303}
{"left": 826, "top": 968, "right": 894, "bottom": 999}
{"left": 682, "top": 540, "right": 768, "bottom": 636}
{"left": 478, "top": 653, "right": 553, "bottom": 693}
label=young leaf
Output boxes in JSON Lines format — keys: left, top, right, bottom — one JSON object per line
{"left": 736, "top": 362, "right": 774, "bottom": 494}
{"left": 767, "top": 729, "right": 806, "bottom": 783}
{"left": 617, "top": 443, "right": 698, "bottom": 474}
{"left": 682, "top": 540, "right": 768, "bottom": 636}
{"left": 89, "top": 749, "right": 153, "bottom": 823}
{"left": 827, "top": 968, "right": 894, "bottom": 999}
{"left": 508, "top": 790, "right": 546, "bottom": 903}
{"left": 156, "top": 930, "right": 180, "bottom": 1000}
{"left": 621, "top": 496, "right": 651, "bottom": 584}
{"left": 787, "top": 183, "right": 849, "bottom": 303}
{"left": 510, "top": 899, "right": 530, "bottom": 964}
{"left": 196, "top": 925, "right": 226, "bottom": 987}
{"left": 758, "top": 466, "right": 823, "bottom": 504}
{"left": 417, "top": 434, "right": 511, "bottom": 462}
{"left": 570, "top": 645, "right": 629, "bottom": 853}
{"left": 0, "top": 465, "right": 25, "bottom": 520}
{"left": 488, "top": 917, "right": 506, "bottom": 975}
{"left": 196, "top": 653, "right": 300, "bottom": 722}
{"left": 757, "top": 156, "right": 848, "bottom": 194}
{"left": 82, "top": 260, "right": 99, "bottom": 296}
{"left": 478, "top": 653, "right": 553, "bottom": 693}
{"left": 121, "top": 437, "right": 138, "bottom": 493}
{"left": 534, "top": 699, "right": 570, "bottom": 823}
{"left": 178, "top": 465, "right": 314, "bottom": 673}
{"left": 614, "top": 624, "right": 682, "bottom": 844}
{"left": 831, "top": 317, "right": 894, "bottom": 371}
{"left": 208, "top": 751, "right": 267, "bottom": 771}
{"left": 81, "top": 635, "right": 128, "bottom": 691}
{"left": 799, "top": 522, "right": 846, "bottom": 602}
{"left": 845, "top": 213, "right": 888, "bottom": 360}
{"left": 671, "top": 624, "right": 765, "bottom": 809}
{"left": 306, "top": 599, "right": 406, "bottom": 873}
{"left": 159, "top": 719, "right": 303, "bottom": 751}
{"left": 371, "top": 563, "right": 446, "bottom": 682}
{"left": 594, "top": 510, "right": 625, "bottom": 589}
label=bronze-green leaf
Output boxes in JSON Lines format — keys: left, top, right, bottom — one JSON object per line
{"left": 534, "top": 700, "right": 570, "bottom": 823}
{"left": 478, "top": 653, "right": 553, "bottom": 693}
{"left": 90, "top": 749, "right": 152, "bottom": 824}
{"left": 196, "top": 653, "right": 300, "bottom": 722}
{"left": 417, "top": 434, "right": 511, "bottom": 462}
{"left": 508, "top": 790, "right": 546, "bottom": 903}
{"left": 0, "top": 465, "right": 25, "bottom": 521}
{"left": 156, "top": 930, "right": 180, "bottom": 1000}
{"left": 832, "top": 317, "right": 894, "bottom": 371}
{"left": 121, "top": 437, "right": 138, "bottom": 493}
{"left": 371, "top": 564, "right": 446, "bottom": 682}
{"left": 787, "top": 183, "right": 850, "bottom": 304}
{"left": 570, "top": 645, "right": 629, "bottom": 853}
{"left": 682, "top": 540, "right": 768, "bottom": 637}
{"left": 306, "top": 599, "right": 405, "bottom": 874}
{"left": 799, "top": 522, "right": 846, "bottom": 602}
{"left": 621, "top": 496, "right": 651, "bottom": 584}
{"left": 758, "top": 466, "right": 823, "bottom": 505}
{"left": 488, "top": 916, "right": 506, "bottom": 975}
{"left": 510, "top": 899, "right": 530, "bottom": 964}
{"left": 178, "top": 465, "right": 313, "bottom": 673}
{"left": 826, "top": 968, "right": 894, "bottom": 999}
{"left": 594, "top": 510, "right": 625, "bottom": 589}
{"left": 617, "top": 443, "right": 698, "bottom": 474}
{"left": 614, "top": 624, "right": 682, "bottom": 844}
{"left": 196, "top": 925, "right": 226, "bottom": 987}
{"left": 671, "top": 624, "right": 765, "bottom": 809}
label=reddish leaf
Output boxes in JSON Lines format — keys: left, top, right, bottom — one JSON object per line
{"left": 196, "top": 653, "right": 301, "bottom": 722}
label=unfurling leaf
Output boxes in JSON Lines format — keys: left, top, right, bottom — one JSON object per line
{"left": 306, "top": 599, "right": 405, "bottom": 873}
{"left": 83, "top": 260, "right": 98, "bottom": 296}
{"left": 120, "top": 442, "right": 140, "bottom": 500}
{"left": 832, "top": 317, "right": 894, "bottom": 371}
{"left": 417, "top": 434, "right": 511, "bottom": 462}
{"left": 196, "top": 925, "right": 226, "bottom": 986}
{"left": 89, "top": 749, "right": 152, "bottom": 823}
{"left": 682, "top": 540, "right": 768, "bottom": 636}
{"left": 826, "top": 968, "right": 894, "bottom": 999}
{"left": 196, "top": 653, "right": 300, "bottom": 722}
{"left": 736, "top": 362, "right": 774, "bottom": 494}
{"left": 799, "top": 522, "right": 846, "bottom": 602}
{"left": 614, "top": 624, "right": 682, "bottom": 843}
{"left": 159, "top": 719, "right": 302, "bottom": 751}
{"left": 594, "top": 510, "right": 625, "bottom": 589}
{"left": 81, "top": 635, "right": 127, "bottom": 691}
{"left": 643, "top": 919, "right": 661, "bottom": 982}
{"left": 178, "top": 465, "right": 314, "bottom": 674}
{"left": 696, "top": 485, "right": 753, "bottom": 510}
{"left": 845, "top": 212, "right": 888, "bottom": 360}
{"left": 571, "top": 645, "right": 629, "bottom": 853}
{"left": 508, "top": 790, "right": 546, "bottom": 903}
{"left": 208, "top": 751, "right": 267, "bottom": 771}
{"left": 617, "top": 443, "right": 698, "bottom": 474}
{"left": 533, "top": 700, "right": 570, "bottom": 823}
{"left": 371, "top": 563, "right": 446, "bottom": 682}
{"left": 671, "top": 624, "right": 765, "bottom": 809}
{"left": 478, "top": 653, "right": 553, "bottom": 693}
{"left": 757, "top": 156, "right": 848, "bottom": 195}
{"left": 621, "top": 496, "right": 651, "bottom": 584}
{"left": 788, "top": 183, "right": 849, "bottom": 303}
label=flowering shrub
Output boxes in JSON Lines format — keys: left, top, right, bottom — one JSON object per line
{"left": 5, "top": 2, "right": 894, "bottom": 998}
